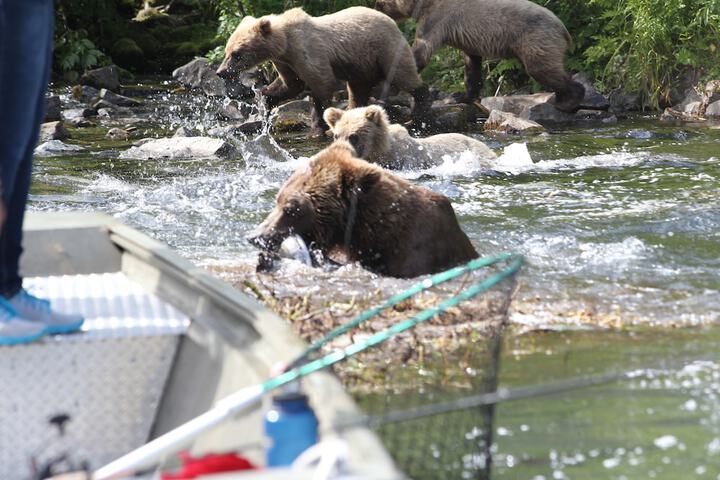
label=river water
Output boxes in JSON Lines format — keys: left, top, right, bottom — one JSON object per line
{"left": 32, "top": 84, "right": 720, "bottom": 327}
{"left": 31, "top": 83, "right": 720, "bottom": 478}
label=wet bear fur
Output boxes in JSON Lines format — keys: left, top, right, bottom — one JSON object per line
{"left": 216, "top": 7, "right": 429, "bottom": 136}
{"left": 375, "top": 0, "right": 585, "bottom": 112}
{"left": 247, "top": 142, "right": 478, "bottom": 278}
{"left": 324, "top": 105, "right": 496, "bottom": 169}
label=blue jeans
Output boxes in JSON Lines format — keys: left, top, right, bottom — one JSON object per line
{"left": 0, "top": 0, "right": 54, "bottom": 297}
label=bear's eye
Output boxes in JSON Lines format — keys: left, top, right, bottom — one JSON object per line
{"left": 348, "top": 133, "right": 359, "bottom": 147}
{"left": 333, "top": 133, "right": 338, "bottom": 140}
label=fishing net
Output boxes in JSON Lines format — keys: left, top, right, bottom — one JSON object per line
{"left": 294, "top": 255, "right": 521, "bottom": 480}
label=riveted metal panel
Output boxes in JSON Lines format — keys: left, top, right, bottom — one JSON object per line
{"left": 0, "top": 273, "right": 189, "bottom": 478}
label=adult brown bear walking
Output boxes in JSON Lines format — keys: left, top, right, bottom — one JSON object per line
{"left": 247, "top": 142, "right": 478, "bottom": 278}
{"left": 375, "top": 0, "right": 585, "bottom": 112}
{"left": 216, "top": 7, "right": 431, "bottom": 137}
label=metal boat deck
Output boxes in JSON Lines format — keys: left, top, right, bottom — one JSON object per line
{"left": 0, "top": 212, "right": 398, "bottom": 479}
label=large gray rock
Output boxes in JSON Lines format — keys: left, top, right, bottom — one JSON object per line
{"left": 80, "top": 65, "right": 121, "bottom": 92}
{"left": 573, "top": 72, "right": 610, "bottom": 110}
{"left": 518, "top": 102, "right": 616, "bottom": 125}
{"left": 98, "top": 88, "right": 142, "bottom": 107}
{"left": 661, "top": 89, "right": 705, "bottom": 121}
{"left": 519, "top": 102, "right": 576, "bottom": 124}
{"left": 704, "top": 80, "right": 720, "bottom": 104}
{"left": 207, "top": 120, "right": 265, "bottom": 138}
{"left": 480, "top": 93, "right": 554, "bottom": 116}
{"left": 173, "top": 58, "right": 214, "bottom": 88}
{"left": 231, "top": 120, "right": 264, "bottom": 135}
{"left": 682, "top": 101, "right": 703, "bottom": 116}
{"left": 67, "top": 117, "right": 94, "bottom": 128}
{"left": 609, "top": 90, "right": 642, "bottom": 113}
{"left": 665, "top": 67, "right": 702, "bottom": 107}
{"left": 44, "top": 96, "right": 62, "bottom": 122}
{"left": 119, "top": 137, "right": 238, "bottom": 160}
{"left": 71, "top": 85, "right": 100, "bottom": 103}
{"left": 217, "top": 100, "right": 253, "bottom": 121}
{"left": 484, "top": 110, "right": 544, "bottom": 134}
{"left": 704, "top": 100, "right": 720, "bottom": 117}
{"left": 201, "top": 74, "right": 228, "bottom": 97}
{"left": 62, "top": 108, "right": 97, "bottom": 120}
{"left": 173, "top": 58, "right": 227, "bottom": 97}
{"left": 173, "top": 58, "right": 261, "bottom": 99}
{"left": 38, "top": 121, "right": 70, "bottom": 143}
{"left": 34, "top": 140, "right": 85, "bottom": 156}
{"left": 429, "top": 103, "right": 472, "bottom": 132}
{"left": 271, "top": 100, "right": 312, "bottom": 132}
{"left": 675, "top": 89, "right": 703, "bottom": 112}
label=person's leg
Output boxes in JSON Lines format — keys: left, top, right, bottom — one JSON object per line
{"left": 0, "top": 0, "right": 52, "bottom": 344}
{"left": 0, "top": 0, "right": 55, "bottom": 297}
{"left": 0, "top": 0, "right": 83, "bottom": 338}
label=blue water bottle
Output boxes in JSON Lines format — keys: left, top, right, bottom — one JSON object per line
{"left": 264, "top": 391, "right": 319, "bottom": 466}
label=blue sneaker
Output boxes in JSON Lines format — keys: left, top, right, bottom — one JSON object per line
{"left": 7, "top": 289, "right": 84, "bottom": 335}
{"left": 0, "top": 298, "right": 46, "bottom": 345}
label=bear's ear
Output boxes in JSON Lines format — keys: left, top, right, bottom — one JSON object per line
{"left": 323, "top": 107, "right": 343, "bottom": 129}
{"left": 364, "top": 105, "right": 386, "bottom": 125}
{"left": 255, "top": 18, "right": 272, "bottom": 36}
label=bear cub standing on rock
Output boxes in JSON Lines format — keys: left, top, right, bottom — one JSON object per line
{"left": 216, "top": 7, "right": 430, "bottom": 137}
{"left": 324, "top": 105, "right": 496, "bottom": 169}
{"left": 375, "top": 0, "right": 585, "bottom": 112}
{"left": 247, "top": 142, "right": 478, "bottom": 278}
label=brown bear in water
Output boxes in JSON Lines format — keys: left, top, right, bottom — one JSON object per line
{"left": 247, "top": 142, "right": 478, "bottom": 278}
{"left": 216, "top": 7, "right": 430, "bottom": 137}
{"left": 324, "top": 105, "right": 496, "bottom": 169}
{"left": 375, "top": 0, "right": 585, "bottom": 112}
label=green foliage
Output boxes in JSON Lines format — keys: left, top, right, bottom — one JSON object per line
{"left": 545, "top": 0, "right": 720, "bottom": 108}
{"left": 54, "top": 29, "right": 108, "bottom": 72}
{"left": 420, "top": 47, "right": 465, "bottom": 93}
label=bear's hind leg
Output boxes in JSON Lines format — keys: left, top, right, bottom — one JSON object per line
{"left": 526, "top": 60, "right": 584, "bottom": 113}
{"left": 347, "top": 82, "right": 372, "bottom": 109}
{"left": 310, "top": 96, "right": 330, "bottom": 138}
{"left": 408, "top": 83, "right": 433, "bottom": 132}
{"left": 552, "top": 78, "right": 585, "bottom": 113}
{"left": 451, "top": 53, "right": 483, "bottom": 104}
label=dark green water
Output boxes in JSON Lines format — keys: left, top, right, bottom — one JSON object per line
{"left": 494, "top": 327, "right": 720, "bottom": 479}
{"left": 31, "top": 85, "right": 720, "bottom": 478}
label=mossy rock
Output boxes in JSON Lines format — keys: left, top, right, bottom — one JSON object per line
{"left": 112, "top": 38, "right": 145, "bottom": 71}
{"left": 173, "top": 41, "right": 203, "bottom": 57}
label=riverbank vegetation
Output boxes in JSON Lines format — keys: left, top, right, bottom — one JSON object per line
{"left": 53, "top": 0, "right": 720, "bottom": 109}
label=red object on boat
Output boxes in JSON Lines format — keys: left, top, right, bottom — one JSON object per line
{"left": 161, "top": 451, "right": 257, "bottom": 479}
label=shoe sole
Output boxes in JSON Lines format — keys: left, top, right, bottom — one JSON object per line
{"left": 44, "top": 319, "right": 85, "bottom": 335}
{"left": 0, "top": 330, "right": 46, "bottom": 346}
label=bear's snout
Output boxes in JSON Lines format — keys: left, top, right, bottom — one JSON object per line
{"left": 246, "top": 226, "right": 285, "bottom": 252}
{"left": 216, "top": 64, "right": 232, "bottom": 79}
